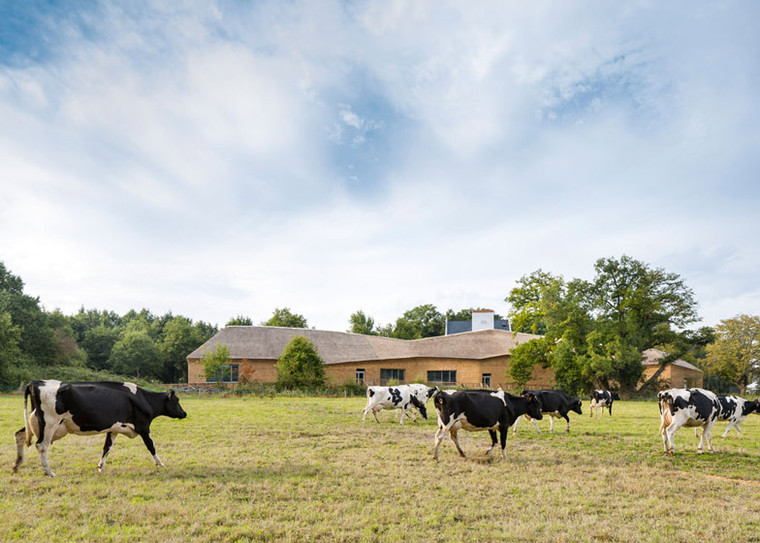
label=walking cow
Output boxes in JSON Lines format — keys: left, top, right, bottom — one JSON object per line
{"left": 433, "top": 389, "right": 543, "bottom": 461}
{"left": 658, "top": 388, "right": 721, "bottom": 455}
{"left": 13, "top": 380, "right": 187, "bottom": 476}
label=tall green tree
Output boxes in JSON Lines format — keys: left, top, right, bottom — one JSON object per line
{"left": 82, "top": 325, "right": 121, "bottom": 370}
{"left": 275, "top": 336, "right": 326, "bottom": 390}
{"left": 160, "top": 316, "right": 205, "bottom": 383}
{"left": 509, "top": 337, "right": 551, "bottom": 388}
{"left": 107, "top": 328, "right": 162, "bottom": 379}
{"left": 392, "top": 304, "right": 445, "bottom": 339}
{"left": 506, "top": 256, "right": 701, "bottom": 395}
{"left": 348, "top": 310, "right": 377, "bottom": 335}
{"left": 0, "top": 262, "right": 56, "bottom": 366}
{"left": 0, "top": 312, "right": 21, "bottom": 384}
{"left": 705, "top": 315, "right": 760, "bottom": 394}
{"left": 263, "top": 308, "right": 308, "bottom": 328}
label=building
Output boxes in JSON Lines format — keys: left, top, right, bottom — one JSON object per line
{"left": 445, "top": 309, "right": 509, "bottom": 335}
{"left": 640, "top": 348, "right": 704, "bottom": 389}
{"left": 186, "top": 325, "right": 552, "bottom": 389}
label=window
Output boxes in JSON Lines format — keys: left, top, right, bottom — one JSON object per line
{"left": 380, "top": 369, "right": 405, "bottom": 382}
{"left": 482, "top": 373, "right": 491, "bottom": 388}
{"left": 355, "top": 369, "right": 365, "bottom": 385}
{"left": 427, "top": 370, "right": 457, "bottom": 384}
{"left": 208, "top": 364, "right": 239, "bottom": 383}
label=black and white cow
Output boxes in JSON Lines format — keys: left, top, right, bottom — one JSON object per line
{"left": 361, "top": 384, "right": 437, "bottom": 424}
{"left": 13, "top": 380, "right": 187, "bottom": 476}
{"left": 513, "top": 390, "right": 583, "bottom": 434}
{"left": 589, "top": 390, "right": 619, "bottom": 417}
{"left": 432, "top": 389, "right": 543, "bottom": 461}
{"left": 694, "top": 395, "right": 760, "bottom": 439}
{"left": 658, "top": 388, "right": 721, "bottom": 455}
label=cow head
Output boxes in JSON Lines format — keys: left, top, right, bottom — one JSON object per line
{"left": 410, "top": 395, "right": 428, "bottom": 420}
{"left": 570, "top": 398, "right": 583, "bottom": 415}
{"left": 163, "top": 390, "right": 187, "bottom": 419}
{"left": 524, "top": 393, "right": 543, "bottom": 420}
{"left": 749, "top": 399, "right": 760, "bottom": 415}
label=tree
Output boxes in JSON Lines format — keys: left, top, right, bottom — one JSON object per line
{"left": 107, "top": 328, "right": 162, "bottom": 379}
{"left": 82, "top": 325, "right": 121, "bottom": 370}
{"left": 392, "top": 304, "right": 445, "bottom": 339}
{"left": 276, "top": 336, "right": 326, "bottom": 390}
{"left": 160, "top": 316, "right": 204, "bottom": 383}
{"left": 201, "top": 343, "right": 231, "bottom": 382}
{"left": 0, "top": 312, "right": 21, "bottom": 385}
{"left": 263, "top": 308, "right": 308, "bottom": 328}
{"left": 0, "top": 262, "right": 56, "bottom": 366}
{"left": 348, "top": 310, "right": 377, "bottom": 335}
{"left": 506, "top": 256, "right": 701, "bottom": 395}
{"left": 509, "top": 337, "right": 551, "bottom": 388}
{"left": 506, "top": 270, "right": 559, "bottom": 334}
{"left": 227, "top": 315, "right": 253, "bottom": 326}
{"left": 705, "top": 315, "right": 760, "bottom": 394}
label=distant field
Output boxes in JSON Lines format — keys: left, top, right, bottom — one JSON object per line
{"left": 3, "top": 393, "right": 760, "bottom": 542}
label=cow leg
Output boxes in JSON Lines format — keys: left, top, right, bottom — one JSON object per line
{"left": 664, "top": 424, "right": 678, "bottom": 455}
{"left": 734, "top": 423, "right": 743, "bottom": 439}
{"left": 361, "top": 407, "right": 369, "bottom": 423}
{"left": 722, "top": 421, "right": 737, "bottom": 439}
{"left": 36, "top": 415, "right": 61, "bottom": 477}
{"left": 433, "top": 426, "right": 447, "bottom": 461}
{"left": 449, "top": 429, "right": 466, "bottom": 458}
{"left": 372, "top": 407, "right": 382, "bottom": 424}
{"left": 696, "top": 425, "right": 706, "bottom": 453}
{"left": 531, "top": 418, "right": 542, "bottom": 434}
{"left": 562, "top": 414, "right": 570, "bottom": 433}
{"left": 511, "top": 416, "right": 520, "bottom": 435}
{"left": 485, "top": 430, "right": 498, "bottom": 455}
{"left": 704, "top": 425, "right": 715, "bottom": 452}
{"left": 139, "top": 431, "right": 165, "bottom": 467}
{"left": 13, "top": 427, "right": 26, "bottom": 473}
{"left": 499, "top": 427, "right": 508, "bottom": 461}
{"left": 98, "top": 432, "right": 118, "bottom": 472}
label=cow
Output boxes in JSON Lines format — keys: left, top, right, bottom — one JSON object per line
{"left": 589, "top": 390, "right": 619, "bottom": 417}
{"left": 694, "top": 395, "right": 760, "bottom": 439}
{"left": 361, "top": 384, "right": 437, "bottom": 424}
{"left": 658, "top": 388, "right": 721, "bottom": 455}
{"left": 13, "top": 380, "right": 187, "bottom": 476}
{"left": 513, "top": 390, "right": 583, "bottom": 434}
{"left": 432, "top": 389, "right": 543, "bottom": 461}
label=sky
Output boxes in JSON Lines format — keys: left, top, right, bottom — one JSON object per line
{"left": 1, "top": 1, "right": 759, "bottom": 332}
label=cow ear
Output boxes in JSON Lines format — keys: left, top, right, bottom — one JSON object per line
{"left": 168, "top": 390, "right": 176, "bottom": 399}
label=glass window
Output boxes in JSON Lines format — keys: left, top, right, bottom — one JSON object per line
{"left": 208, "top": 364, "right": 239, "bottom": 383}
{"left": 356, "top": 369, "right": 365, "bottom": 384}
{"left": 482, "top": 373, "right": 491, "bottom": 387}
{"left": 427, "top": 370, "right": 457, "bottom": 384}
{"left": 380, "top": 369, "right": 405, "bottom": 382}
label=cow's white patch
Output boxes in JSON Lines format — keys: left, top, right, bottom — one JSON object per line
{"left": 123, "top": 382, "right": 138, "bottom": 394}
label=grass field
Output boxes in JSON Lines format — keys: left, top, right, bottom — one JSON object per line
{"left": 3, "top": 392, "right": 760, "bottom": 542}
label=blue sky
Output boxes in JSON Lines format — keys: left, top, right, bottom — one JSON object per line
{"left": 1, "top": 1, "right": 759, "bottom": 331}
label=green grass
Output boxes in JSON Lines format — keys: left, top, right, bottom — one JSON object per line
{"left": 3, "top": 394, "right": 760, "bottom": 542}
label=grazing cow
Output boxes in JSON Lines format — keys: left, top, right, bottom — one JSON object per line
{"left": 694, "top": 395, "right": 760, "bottom": 439}
{"left": 13, "top": 380, "right": 187, "bottom": 476}
{"left": 658, "top": 388, "right": 721, "bottom": 455}
{"left": 361, "top": 384, "right": 437, "bottom": 424}
{"left": 433, "top": 389, "right": 543, "bottom": 461}
{"left": 589, "top": 390, "right": 619, "bottom": 417}
{"left": 513, "top": 390, "right": 583, "bottom": 434}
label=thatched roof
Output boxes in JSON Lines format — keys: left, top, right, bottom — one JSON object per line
{"left": 641, "top": 348, "right": 703, "bottom": 373}
{"left": 187, "top": 326, "right": 540, "bottom": 365}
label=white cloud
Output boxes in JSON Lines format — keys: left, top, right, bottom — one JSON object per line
{"left": 1, "top": 1, "right": 758, "bottom": 331}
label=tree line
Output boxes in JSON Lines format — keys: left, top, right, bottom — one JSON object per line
{"left": 1, "top": 258, "right": 758, "bottom": 393}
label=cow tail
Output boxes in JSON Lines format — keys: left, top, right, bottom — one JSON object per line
{"left": 23, "top": 384, "right": 32, "bottom": 447}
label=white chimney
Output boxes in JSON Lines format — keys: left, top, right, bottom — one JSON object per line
{"left": 472, "top": 310, "right": 494, "bottom": 332}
